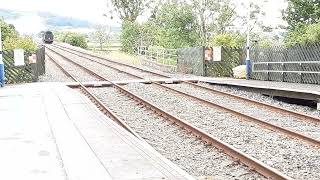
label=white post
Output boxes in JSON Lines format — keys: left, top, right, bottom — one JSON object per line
{"left": 0, "top": 27, "right": 5, "bottom": 87}
{"left": 245, "top": 0, "right": 251, "bottom": 80}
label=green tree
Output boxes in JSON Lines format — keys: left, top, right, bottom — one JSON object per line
{"left": 285, "top": 22, "right": 320, "bottom": 46}
{"left": 152, "top": 3, "right": 200, "bottom": 49}
{"left": 106, "top": 0, "right": 154, "bottom": 22}
{"left": 94, "top": 25, "right": 111, "bottom": 50}
{"left": 283, "top": 0, "right": 320, "bottom": 29}
{"left": 190, "top": 0, "right": 237, "bottom": 45}
{"left": 64, "top": 32, "right": 88, "bottom": 49}
{"left": 139, "top": 21, "right": 157, "bottom": 47}
{"left": 121, "top": 21, "right": 140, "bottom": 53}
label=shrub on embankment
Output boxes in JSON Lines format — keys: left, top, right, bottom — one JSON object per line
{"left": 0, "top": 19, "right": 37, "bottom": 52}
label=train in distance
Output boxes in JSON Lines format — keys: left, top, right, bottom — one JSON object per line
{"left": 43, "top": 31, "right": 54, "bottom": 44}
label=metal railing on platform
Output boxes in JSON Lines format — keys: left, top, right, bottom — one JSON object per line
{"left": 138, "top": 46, "right": 178, "bottom": 73}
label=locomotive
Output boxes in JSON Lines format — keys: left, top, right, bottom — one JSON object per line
{"left": 43, "top": 31, "right": 54, "bottom": 44}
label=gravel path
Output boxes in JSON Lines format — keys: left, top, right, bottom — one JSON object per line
{"left": 89, "top": 87, "right": 264, "bottom": 180}
{"left": 51, "top": 47, "right": 137, "bottom": 81}
{"left": 39, "top": 55, "right": 72, "bottom": 82}
{"left": 165, "top": 83, "right": 320, "bottom": 140}
{"left": 199, "top": 82, "right": 320, "bottom": 118}
{"left": 46, "top": 49, "right": 100, "bottom": 82}
{"left": 124, "top": 83, "right": 320, "bottom": 180}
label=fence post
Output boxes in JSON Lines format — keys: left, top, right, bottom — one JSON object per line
{"left": 0, "top": 27, "right": 5, "bottom": 87}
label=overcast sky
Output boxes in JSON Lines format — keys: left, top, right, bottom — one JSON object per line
{"left": 2, "top": 0, "right": 287, "bottom": 34}
{"left": 2, "top": 0, "right": 119, "bottom": 24}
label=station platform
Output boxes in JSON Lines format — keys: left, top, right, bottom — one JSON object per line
{"left": 0, "top": 83, "right": 194, "bottom": 180}
{"left": 202, "top": 78, "right": 320, "bottom": 109}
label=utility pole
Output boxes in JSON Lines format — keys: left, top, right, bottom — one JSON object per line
{"left": 245, "top": 0, "right": 251, "bottom": 80}
{"left": 0, "top": 27, "right": 5, "bottom": 87}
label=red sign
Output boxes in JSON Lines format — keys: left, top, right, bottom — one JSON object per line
{"left": 28, "top": 54, "right": 37, "bottom": 64}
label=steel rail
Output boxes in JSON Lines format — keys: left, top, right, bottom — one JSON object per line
{"left": 45, "top": 49, "right": 143, "bottom": 141}
{"left": 51, "top": 45, "right": 320, "bottom": 147}
{"left": 54, "top": 44, "right": 320, "bottom": 125}
{"left": 47, "top": 45, "right": 293, "bottom": 180}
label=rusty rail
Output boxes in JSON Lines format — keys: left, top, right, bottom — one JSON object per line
{"left": 47, "top": 45, "right": 293, "bottom": 180}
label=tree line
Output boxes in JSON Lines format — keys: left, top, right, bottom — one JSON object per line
{"left": 107, "top": 0, "right": 320, "bottom": 53}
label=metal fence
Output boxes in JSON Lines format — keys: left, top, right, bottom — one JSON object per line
{"left": 205, "top": 47, "right": 245, "bottom": 77}
{"left": 251, "top": 43, "right": 320, "bottom": 84}
{"left": 3, "top": 46, "right": 45, "bottom": 84}
{"left": 138, "top": 46, "right": 244, "bottom": 77}
{"left": 177, "top": 47, "right": 205, "bottom": 76}
{"left": 138, "top": 46, "right": 178, "bottom": 73}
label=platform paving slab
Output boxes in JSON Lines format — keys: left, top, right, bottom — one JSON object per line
{"left": 0, "top": 84, "right": 67, "bottom": 180}
{"left": 0, "top": 83, "right": 194, "bottom": 180}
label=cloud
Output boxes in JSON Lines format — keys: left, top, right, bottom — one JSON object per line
{"left": 1, "top": 0, "right": 120, "bottom": 26}
{"left": 6, "top": 13, "right": 46, "bottom": 35}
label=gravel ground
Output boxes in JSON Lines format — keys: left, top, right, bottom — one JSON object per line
{"left": 198, "top": 82, "right": 320, "bottom": 118}
{"left": 51, "top": 46, "right": 137, "bottom": 81}
{"left": 54, "top": 44, "right": 197, "bottom": 79}
{"left": 124, "top": 83, "right": 320, "bottom": 180}
{"left": 89, "top": 87, "right": 264, "bottom": 180}
{"left": 38, "top": 55, "right": 73, "bottom": 82}
{"left": 46, "top": 49, "right": 100, "bottom": 82}
{"left": 165, "top": 83, "right": 320, "bottom": 140}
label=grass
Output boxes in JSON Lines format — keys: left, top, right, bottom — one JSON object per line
{"left": 94, "top": 50, "right": 141, "bottom": 66}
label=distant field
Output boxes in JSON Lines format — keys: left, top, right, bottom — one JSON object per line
{"left": 88, "top": 42, "right": 121, "bottom": 51}
{"left": 94, "top": 50, "right": 141, "bottom": 66}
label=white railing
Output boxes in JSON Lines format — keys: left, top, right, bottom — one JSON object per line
{"left": 252, "top": 61, "right": 320, "bottom": 74}
{"left": 138, "top": 46, "right": 178, "bottom": 73}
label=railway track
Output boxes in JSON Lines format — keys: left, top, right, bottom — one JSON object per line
{"left": 52, "top": 44, "right": 320, "bottom": 123}
{"left": 46, "top": 45, "right": 292, "bottom": 179}
{"left": 51, "top": 44, "right": 320, "bottom": 147}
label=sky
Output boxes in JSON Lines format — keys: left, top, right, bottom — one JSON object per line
{"left": 1, "top": 0, "right": 120, "bottom": 25}
{"left": 1, "top": 0, "right": 287, "bottom": 34}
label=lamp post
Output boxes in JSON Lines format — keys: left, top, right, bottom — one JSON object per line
{"left": 245, "top": 0, "right": 251, "bottom": 80}
{"left": 0, "top": 27, "right": 4, "bottom": 87}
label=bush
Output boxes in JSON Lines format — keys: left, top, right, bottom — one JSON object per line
{"left": 63, "top": 32, "right": 88, "bottom": 49}
{"left": 207, "top": 33, "right": 245, "bottom": 77}
{"left": 209, "top": 33, "right": 245, "bottom": 48}
{"left": 0, "top": 19, "right": 18, "bottom": 41}
{"left": 1, "top": 19, "right": 37, "bottom": 52}
{"left": 3, "top": 37, "right": 37, "bottom": 52}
